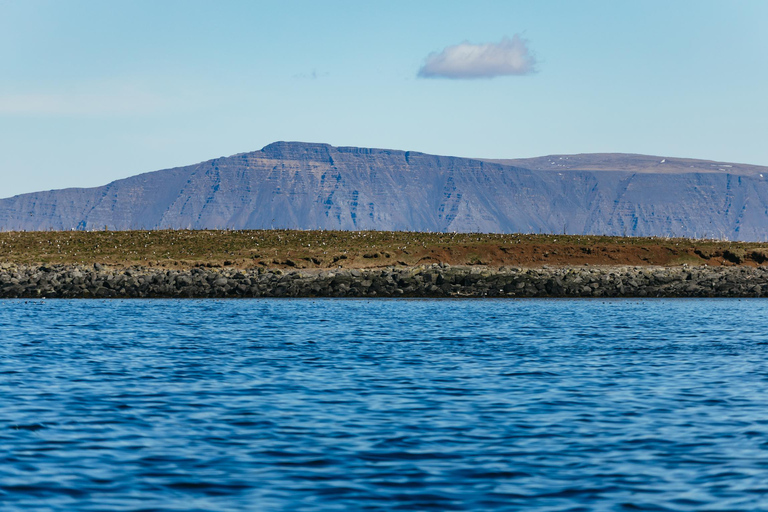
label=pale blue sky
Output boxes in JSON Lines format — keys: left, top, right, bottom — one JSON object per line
{"left": 1, "top": 0, "right": 767, "bottom": 197}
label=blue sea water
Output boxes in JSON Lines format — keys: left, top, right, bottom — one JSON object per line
{"left": 2, "top": 299, "right": 768, "bottom": 511}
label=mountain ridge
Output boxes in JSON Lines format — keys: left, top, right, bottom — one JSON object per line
{"left": 484, "top": 153, "right": 768, "bottom": 175}
{"left": 2, "top": 141, "right": 768, "bottom": 240}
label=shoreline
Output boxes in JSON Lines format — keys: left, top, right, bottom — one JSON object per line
{"left": 2, "top": 263, "right": 767, "bottom": 299}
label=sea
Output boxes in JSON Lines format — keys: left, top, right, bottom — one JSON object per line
{"left": 2, "top": 298, "right": 768, "bottom": 511}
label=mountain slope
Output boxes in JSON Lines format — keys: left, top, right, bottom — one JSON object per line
{"left": 1, "top": 142, "right": 768, "bottom": 240}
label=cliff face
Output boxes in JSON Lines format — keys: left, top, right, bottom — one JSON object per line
{"left": 2, "top": 141, "right": 768, "bottom": 240}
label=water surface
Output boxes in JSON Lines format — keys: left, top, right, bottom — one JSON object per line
{"left": 2, "top": 299, "right": 768, "bottom": 511}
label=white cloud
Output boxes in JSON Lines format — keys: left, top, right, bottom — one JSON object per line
{"left": 418, "top": 35, "right": 536, "bottom": 79}
{"left": 0, "top": 85, "right": 185, "bottom": 116}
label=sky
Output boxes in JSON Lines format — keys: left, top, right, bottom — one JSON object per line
{"left": 1, "top": 0, "right": 767, "bottom": 198}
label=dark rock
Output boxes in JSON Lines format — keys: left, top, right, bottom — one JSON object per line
{"left": 1, "top": 264, "right": 768, "bottom": 299}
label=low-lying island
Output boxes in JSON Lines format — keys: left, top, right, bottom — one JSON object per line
{"left": 3, "top": 230, "right": 768, "bottom": 298}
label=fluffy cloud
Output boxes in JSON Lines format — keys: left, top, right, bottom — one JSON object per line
{"left": 418, "top": 35, "right": 536, "bottom": 79}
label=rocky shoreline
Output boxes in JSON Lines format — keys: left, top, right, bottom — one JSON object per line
{"left": 1, "top": 263, "right": 768, "bottom": 298}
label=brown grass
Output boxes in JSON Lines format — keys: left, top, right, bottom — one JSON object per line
{"left": 1, "top": 229, "right": 767, "bottom": 269}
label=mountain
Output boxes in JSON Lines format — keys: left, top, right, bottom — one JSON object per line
{"left": 1, "top": 141, "right": 768, "bottom": 240}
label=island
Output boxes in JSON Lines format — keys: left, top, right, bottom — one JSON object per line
{"left": 1, "top": 229, "right": 767, "bottom": 298}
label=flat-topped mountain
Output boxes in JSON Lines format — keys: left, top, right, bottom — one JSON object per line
{"left": 2, "top": 141, "right": 768, "bottom": 240}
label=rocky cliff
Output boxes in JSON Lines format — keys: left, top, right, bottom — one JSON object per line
{"left": 2, "top": 141, "right": 768, "bottom": 240}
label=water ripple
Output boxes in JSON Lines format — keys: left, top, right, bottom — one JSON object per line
{"left": 2, "top": 298, "right": 768, "bottom": 510}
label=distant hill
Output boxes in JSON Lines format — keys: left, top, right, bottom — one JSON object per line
{"left": 1, "top": 141, "right": 768, "bottom": 240}
{"left": 483, "top": 153, "right": 768, "bottom": 176}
